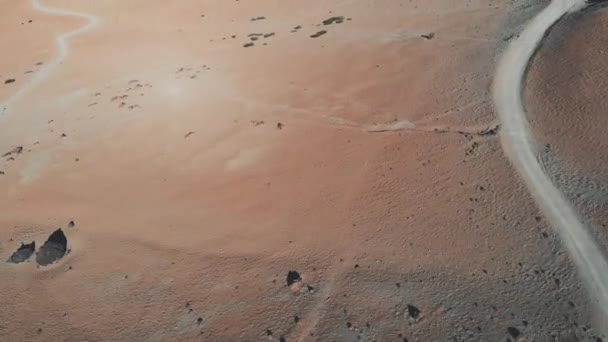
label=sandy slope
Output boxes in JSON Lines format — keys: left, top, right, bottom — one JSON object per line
{"left": 494, "top": 0, "right": 608, "bottom": 335}
{"left": 0, "top": 0, "right": 604, "bottom": 341}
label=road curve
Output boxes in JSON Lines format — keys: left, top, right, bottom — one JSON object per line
{"left": 0, "top": 0, "right": 100, "bottom": 114}
{"left": 493, "top": 0, "right": 608, "bottom": 333}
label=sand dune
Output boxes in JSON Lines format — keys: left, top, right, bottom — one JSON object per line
{"left": 0, "top": 0, "right": 607, "bottom": 341}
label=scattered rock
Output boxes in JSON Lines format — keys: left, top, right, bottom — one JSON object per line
{"left": 421, "top": 32, "right": 435, "bottom": 40}
{"left": 322, "top": 16, "right": 344, "bottom": 25}
{"left": 478, "top": 125, "right": 500, "bottom": 136}
{"left": 251, "top": 16, "right": 266, "bottom": 21}
{"left": 294, "top": 315, "right": 300, "bottom": 323}
{"left": 68, "top": 220, "right": 75, "bottom": 228}
{"left": 2, "top": 146, "right": 23, "bottom": 157}
{"left": 36, "top": 229, "right": 68, "bottom": 266}
{"left": 250, "top": 120, "right": 265, "bottom": 126}
{"left": 286, "top": 270, "right": 302, "bottom": 286}
{"left": 310, "top": 30, "right": 327, "bottom": 38}
{"left": 4, "top": 79, "right": 16, "bottom": 84}
{"left": 276, "top": 122, "right": 284, "bottom": 130}
{"left": 197, "top": 317, "right": 203, "bottom": 325}
{"left": 7, "top": 241, "right": 35, "bottom": 263}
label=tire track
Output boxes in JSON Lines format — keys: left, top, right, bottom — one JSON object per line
{"left": 493, "top": 0, "right": 608, "bottom": 335}
{"left": 0, "top": 0, "right": 100, "bottom": 115}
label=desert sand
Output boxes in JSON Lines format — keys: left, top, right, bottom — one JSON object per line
{"left": 1, "top": 0, "right": 607, "bottom": 341}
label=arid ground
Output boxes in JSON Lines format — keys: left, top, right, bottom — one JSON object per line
{"left": 1, "top": 0, "right": 607, "bottom": 341}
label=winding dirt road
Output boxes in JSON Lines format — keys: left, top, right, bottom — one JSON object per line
{"left": 494, "top": 0, "right": 608, "bottom": 333}
{"left": 0, "top": 0, "right": 100, "bottom": 115}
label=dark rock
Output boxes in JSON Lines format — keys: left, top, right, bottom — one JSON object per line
{"left": 507, "top": 327, "right": 521, "bottom": 339}
{"left": 36, "top": 228, "right": 68, "bottom": 266}
{"left": 407, "top": 304, "right": 421, "bottom": 320}
{"left": 2, "top": 146, "right": 23, "bottom": 157}
{"left": 68, "top": 220, "right": 75, "bottom": 228}
{"left": 294, "top": 315, "right": 300, "bottom": 323}
{"left": 286, "top": 270, "right": 302, "bottom": 286}
{"left": 322, "top": 16, "right": 344, "bottom": 25}
{"left": 7, "top": 241, "right": 35, "bottom": 263}
{"left": 310, "top": 30, "right": 327, "bottom": 38}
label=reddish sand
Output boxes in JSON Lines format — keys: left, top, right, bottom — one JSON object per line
{"left": 0, "top": 0, "right": 603, "bottom": 341}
